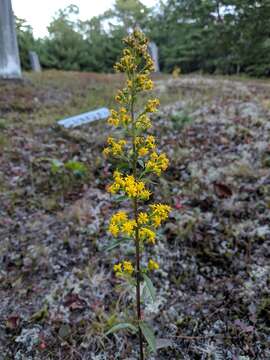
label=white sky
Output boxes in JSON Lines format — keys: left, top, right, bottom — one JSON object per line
{"left": 12, "top": 0, "right": 158, "bottom": 38}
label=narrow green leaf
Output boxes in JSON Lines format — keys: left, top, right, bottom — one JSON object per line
{"left": 139, "top": 321, "right": 156, "bottom": 353}
{"left": 103, "top": 240, "right": 126, "bottom": 251}
{"left": 142, "top": 284, "right": 148, "bottom": 302}
{"left": 143, "top": 274, "right": 156, "bottom": 302}
{"left": 103, "top": 237, "right": 130, "bottom": 252}
{"left": 105, "top": 322, "right": 138, "bottom": 336}
{"left": 114, "top": 195, "right": 128, "bottom": 202}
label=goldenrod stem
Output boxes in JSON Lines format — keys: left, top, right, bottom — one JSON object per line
{"left": 131, "top": 92, "right": 144, "bottom": 360}
{"left": 134, "top": 197, "right": 144, "bottom": 360}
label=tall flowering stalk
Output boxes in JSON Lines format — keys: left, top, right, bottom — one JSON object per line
{"left": 104, "top": 30, "right": 171, "bottom": 359}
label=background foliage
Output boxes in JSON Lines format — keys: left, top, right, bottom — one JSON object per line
{"left": 16, "top": 0, "right": 270, "bottom": 76}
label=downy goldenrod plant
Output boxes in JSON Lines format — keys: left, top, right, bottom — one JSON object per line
{"left": 104, "top": 29, "right": 171, "bottom": 359}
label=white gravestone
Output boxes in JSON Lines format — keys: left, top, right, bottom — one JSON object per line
{"left": 149, "top": 41, "right": 160, "bottom": 73}
{"left": 29, "top": 51, "right": 41, "bottom": 72}
{"left": 0, "top": 0, "right": 21, "bottom": 79}
{"left": 57, "top": 108, "right": 110, "bottom": 129}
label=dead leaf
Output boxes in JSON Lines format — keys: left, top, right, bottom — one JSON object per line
{"left": 213, "top": 182, "right": 233, "bottom": 198}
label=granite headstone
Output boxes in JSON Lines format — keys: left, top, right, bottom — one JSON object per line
{"left": 0, "top": 0, "right": 21, "bottom": 79}
{"left": 29, "top": 51, "right": 41, "bottom": 72}
{"left": 149, "top": 41, "right": 160, "bottom": 73}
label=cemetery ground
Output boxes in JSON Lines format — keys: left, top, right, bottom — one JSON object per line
{"left": 0, "top": 71, "right": 270, "bottom": 360}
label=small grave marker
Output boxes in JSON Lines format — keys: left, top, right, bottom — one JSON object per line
{"left": 57, "top": 107, "right": 110, "bottom": 128}
{"left": 29, "top": 51, "right": 42, "bottom": 72}
{"left": 149, "top": 42, "right": 160, "bottom": 73}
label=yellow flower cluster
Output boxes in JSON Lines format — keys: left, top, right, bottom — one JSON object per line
{"left": 145, "top": 135, "right": 156, "bottom": 149}
{"left": 146, "top": 152, "right": 169, "bottom": 175}
{"left": 135, "top": 135, "right": 156, "bottom": 157}
{"left": 123, "top": 30, "right": 155, "bottom": 74}
{"left": 136, "top": 74, "right": 154, "bottom": 91}
{"left": 103, "top": 137, "right": 126, "bottom": 157}
{"left": 109, "top": 203, "right": 171, "bottom": 241}
{"left": 139, "top": 227, "right": 156, "bottom": 244}
{"left": 145, "top": 99, "right": 160, "bottom": 113}
{"left": 115, "top": 89, "right": 131, "bottom": 105}
{"left": 114, "top": 48, "right": 137, "bottom": 73}
{"left": 148, "top": 259, "right": 159, "bottom": 271}
{"left": 109, "top": 211, "right": 136, "bottom": 237}
{"left": 114, "top": 260, "right": 134, "bottom": 275}
{"left": 108, "top": 108, "right": 131, "bottom": 127}
{"left": 136, "top": 114, "right": 152, "bottom": 130}
{"left": 108, "top": 171, "right": 151, "bottom": 200}
{"left": 172, "top": 66, "right": 181, "bottom": 78}
{"left": 150, "top": 204, "right": 171, "bottom": 228}
{"left": 104, "top": 29, "right": 171, "bottom": 286}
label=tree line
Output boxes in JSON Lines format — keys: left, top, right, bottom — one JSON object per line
{"left": 16, "top": 0, "right": 270, "bottom": 76}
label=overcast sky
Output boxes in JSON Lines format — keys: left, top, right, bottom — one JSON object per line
{"left": 12, "top": 0, "right": 158, "bottom": 38}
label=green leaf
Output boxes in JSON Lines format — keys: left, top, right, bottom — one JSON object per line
{"left": 105, "top": 322, "right": 138, "bottom": 336}
{"left": 50, "top": 159, "right": 63, "bottom": 174}
{"left": 139, "top": 321, "right": 156, "bottom": 353}
{"left": 114, "top": 195, "right": 128, "bottom": 202}
{"left": 64, "top": 160, "right": 87, "bottom": 177}
{"left": 104, "top": 238, "right": 129, "bottom": 252}
{"left": 143, "top": 274, "right": 156, "bottom": 302}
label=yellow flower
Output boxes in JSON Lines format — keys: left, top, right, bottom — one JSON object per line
{"left": 139, "top": 227, "right": 156, "bottom": 244}
{"left": 138, "top": 212, "right": 149, "bottom": 225}
{"left": 136, "top": 114, "right": 152, "bottom": 130}
{"left": 140, "top": 189, "right": 151, "bottom": 200}
{"left": 108, "top": 182, "right": 120, "bottom": 194}
{"left": 138, "top": 147, "right": 149, "bottom": 157}
{"left": 145, "top": 135, "right": 156, "bottom": 149}
{"left": 119, "top": 107, "right": 131, "bottom": 125}
{"left": 107, "top": 171, "right": 125, "bottom": 194}
{"left": 106, "top": 137, "right": 126, "bottom": 156}
{"left": 137, "top": 75, "right": 154, "bottom": 91}
{"left": 124, "top": 176, "right": 148, "bottom": 199}
{"left": 150, "top": 204, "right": 171, "bottom": 227}
{"left": 148, "top": 259, "right": 159, "bottom": 271}
{"left": 146, "top": 152, "right": 169, "bottom": 175}
{"left": 114, "top": 263, "right": 122, "bottom": 273}
{"left": 114, "top": 170, "right": 125, "bottom": 186}
{"left": 108, "top": 109, "right": 120, "bottom": 127}
{"left": 125, "top": 175, "right": 138, "bottom": 197}
{"left": 108, "top": 117, "right": 119, "bottom": 126}
{"left": 152, "top": 215, "right": 161, "bottom": 228}
{"left": 108, "top": 172, "right": 151, "bottom": 200}
{"left": 103, "top": 147, "right": 110, "bottom": 156}
{"left": 109, "top": 223, "right": 119, "bottom": 237}
{"left": 135, "top": 136, "right": 144, "bottom": 146}
{"left": 111, "top": 211, "right": 128, "bottom": 224}
{"left": 115, "top": 90, "right": 131, "bottom": 104}
{"left": 145, "top": 99, "right": 160, "bottom": 113}
{"left": 122, "top": 220, "right": 136, "bottom": 237}
{"left": 123, "top": 261, "right": 134, "bottom": 274}
{"left": 145, "top": 54, "right": 155, "bottom": 72}
{"left": 107, "top": 108, "right": 131, "bottom": 128}
{"left": 150, "top": 204, "right": 171, "bottom": 217}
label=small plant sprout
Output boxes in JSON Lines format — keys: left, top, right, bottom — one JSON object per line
{"left": 104, "top": 29, "right": 171, "bottom": 359}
